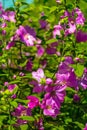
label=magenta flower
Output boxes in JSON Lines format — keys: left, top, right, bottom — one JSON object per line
{"left": 15, "top": 119, "right": 27, "bottom": 126}
{"left": 45, "top": 85, "right": 66, "bottom": 104}
{"left": 26, "top": 59, "right": 33, "bottom": 71}
{"left": 73, "top": 94, "right": 80, "bottom": 103}
{"left": 39, "top": 19, "right": 47, "bottom": 29}
{"left": 11, "top": 94, "right": 16, "bottom": 99}
{"left": 27, "top": 95, "right": 39, "bottom": 109}
{"left": 84, "top": 124, "right": 87, "bottom": 130}
{"left": 32, "top": 68, "right": 45, "bottom": 83}
{"left": 36, "top": 45, "right": 45, "bottom": 57}
{"left": 76, "top": 30, "right": 87, "bottom": 43}
{"left": 2, "top": 11, "right": 16, "bottom": 22}
{"left": 60, "top": 10, "right": 70, "bottom": 19}
{"left": 41, "top": 97, "right": 60, "bottom": 117}
{"left": 16, "top": 25, "right": 36, "bottom": 46}
{"left": 46, "top": 78, "right": 53, "bottom": 85}
{"left": 6, "top": 41, "right": 15, "bottom": 50}
{"left": 2, "top": 30, "right": 6, "bottom": 35}
{"left": 80, "top": 68, "right": 87, "bottom": 90}
{"left": 12, "top": 104, "right": 31, "bottom": 126}
{"left": 30, "top": 80, "right": 44, "bottom": 93}
{"left": 59, "top": 7, "right": 85, "bottom": 37}
{"left": 8, "top": 84, "right": 17, "bottom": 92}
{"left": 35, "top": 118, "right": 44, "bottom": 130}
{"left": 75, "top": 8, "right": 85, "bottom": 26}
{"left": 0, "top": 3, "right": 5, "bottom": 17}
{"left": 41, "top": 83, "right": 66, "bottom": 117}
{"left": 64, "top": 56, "right": 74, "bottom": 64}
{"left": 46, "top": 46, "right": 57, "bottom": 55}
{"left": 53, "top": 24, "right": 63, "bottom": 38}
{"left": 56, "top": 62, "right": 78, "bottom": 90}
{"left": 19, "top": 72, "right": 25, "bottom": 77}
{"left": 56, "top": 0, "right": 61, "bottom": 3}
{"left": 4, "top": 82, "right": 9, "bottom": 86}
{"left": 40, "top": 59, "right": 47, "bottom": 68}
{"left": 12, "top": 104, "right": 31, "bottom": 117}
{"left": 1, "top": 23, "right": 7, "bottom": 28}
{"left": 65, "top": 22, "right": 76, "bottom": 35}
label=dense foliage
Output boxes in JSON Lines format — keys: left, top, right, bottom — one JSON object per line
{"left": 0, "top": 0, "right": 87, "bottom": 129}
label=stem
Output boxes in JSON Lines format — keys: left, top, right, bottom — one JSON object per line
{"left": 9, "top": 108, "right": 12, "bottom": 130}
{"left": 7, "top": 99, "right": 12, "bottom": 130}
{"left": 20, "top": 42, "right": 22, "bottom": 58}
{"left": 12, "top": 0, "right": 15, "bottom": 6}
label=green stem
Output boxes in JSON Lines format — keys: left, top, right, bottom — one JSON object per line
{"left": 9, "top": 108, "right": 12, "bottom": 130}
{"left": 12, "top": 0, "right": 15, "bottom": 6}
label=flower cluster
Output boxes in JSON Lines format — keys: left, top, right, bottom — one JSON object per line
{"left": 0, "top": 1, "right": 87, "bottom": 129}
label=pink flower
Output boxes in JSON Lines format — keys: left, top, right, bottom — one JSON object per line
{"left": 76, "top": 30, "right": 87, "bottom": 43}
{"left": 8, "top": 84, "right": 17, "bottom": 92}
{"left": 75, "top": 8, "right": 85, "bottom": 26}
{"left": 56, "top": 62, "right": 78, "bottom": 90}
{"left": 39, "top": 20, "right": 47, "bottom": 29}
{"left": 30, "top": 80, "right": 44, "bottom": 93}
{"left": 73, "top": 94, "right": 80, "bottom": 103}
{"left": 65, "top": 22, "right": 76, "bottom": 35}
{"left": 41, "top": 84, "right": 66, "bottom": 117}
{"left": 27, "top": 95, "right": 39, "bottom": 109}
{"left": 12, "top": 104, "right": 31, "bottom": 126}
{"left": 36, "top": 45, "right": 45, "bottom": 57}
{"left": 0, "top": 3, "right": 5, "bottom": 17}
{"left": 12, "top": 104, "right": 31, "bottom": 117}
{"left": 53, "top": 24, "right": 62, "bottom": 38}
{"left": 84, "top": 123, "right": 87, "bottom": 130}
{"left": 80, "top": 68, "right": 87, "bottom": 90}
{"left": 2, "top": 11, "right": 16, "bottom": 22}
{"left": 41, "top": 97, "right": 60, "bottom": 117}
{"left": 56, "top": 0, "right": 61, "bottom": 3}
{"left": 32, "top": 68, "right": 45, "bottom": 83}
{"left": 35, "top": 118, "right": 44, "bottom": 130}
{"left": 46, "top": 46, "right": 57, "bottom": 55}
{"left": 16, "top": 25, "right": 36, "bottom": 46}
{"left": 26, "top": 59, "right": 33, "bottom": 71}
{"left": 6, "top": 41, "right": 15, "bottom": 50}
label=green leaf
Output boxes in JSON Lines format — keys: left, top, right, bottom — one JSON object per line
{"left": 46, "top": 38, "right": 58, "bottom": 45}
{"left": 10, "top": 101, "right": 18, "bottom": 108}
{"left": 65, "top": 118, "right": 72, "bottom": 124}
{"left": 8, "top": 126, "right": 15, "bottom": 130}
{"left": 50, "top": 6, "right": 57, "bottom": 13}
{"left": 58, "top": 126, "right": 64, "bottom": 130}
{"left": 66, "top": 87, "right": 76, "bottom": 93}
{"left": 0, "top": 115, "right": 8, "bottom": 125}
{"left": 74, "top": 122, "right": 84, "bottom": 129}
{"left": 20, "top": 116, "right": 35, "bottom": 121}
{"left": 72, "top": 64, "right": 84, "bottom": 77}
{"left": 9, "top": 80, "right": 21, "bottom": 84}
{"left": 19, "top": 60, "right": 28, "bottom": 67}
{"left": 20, "top": 124, "right": 28, "bottom": 130}
{"left": 14, "top": 99, "right": 28, "bottom": 104}
{"left": 75, "top": 64, "right": 84, "bottom": 77}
